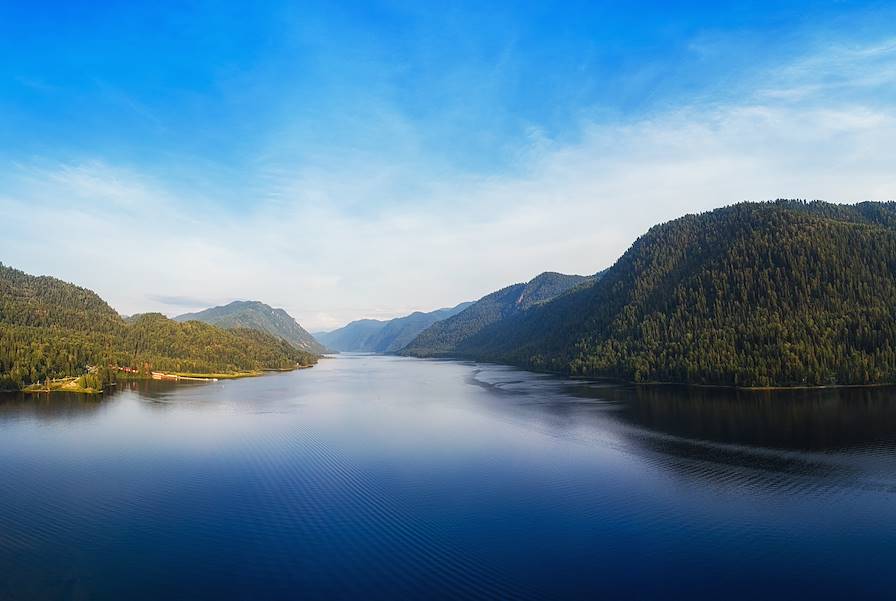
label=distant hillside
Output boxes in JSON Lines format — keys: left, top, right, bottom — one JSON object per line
{"left": 314, "top": 319, "right": 385, "bottom": 352}
{"left": 440, "top": 200, "right": 896, "bottom": 387}
{"left": 175, "top": 300, "right": 327, "bottom": 354}
{"left": 316, "top": 302, "right": 472, "bottom": 353}
{"left": 365, "top": 303, "right": 474, "bottom": 353}
{"left": 401, "top": 272, "right": 595, "bottom": 357}
{"left": 0, "top": 264, "right": 317, "bottom": 391}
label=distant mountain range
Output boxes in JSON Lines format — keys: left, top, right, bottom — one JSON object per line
{"left": 315, "top": 302, "right": 472, "bottom": 353}
{"left": 403, "top": 200, "right": 896, "bottom": 388}
{"left": 175, "top": 300, "right": 327, "bottom": 354}
{"left": 402, "top": 272, "right": 597, "bottom": 357}
{"left": 5, "top": 199, "right": 896, "bottom": 391}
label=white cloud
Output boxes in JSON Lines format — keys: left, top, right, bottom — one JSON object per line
{"left": 2, "top": 38, "right": 895, "bottom": 331}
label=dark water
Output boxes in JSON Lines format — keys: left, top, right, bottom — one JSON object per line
{"left": 1, "top": 355, "right": 895, "bottom": 600}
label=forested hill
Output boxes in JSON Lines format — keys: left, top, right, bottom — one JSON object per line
{"left": 446, "top": 200, "right": 896, "bottom": 387}
{"left": 315, "top": 302, "right": 472, "bottom": 353}
{"left": 0, "top": 264, "right": 318, "bottom": 391}
{"left": 0, "top": 263, "right": 122, "bottom": 331}
{"left": 175, "top": 300, "right": 327, "bottom": 354}
{"left": 401, "top": 272, "right": 596, "bottom": 357}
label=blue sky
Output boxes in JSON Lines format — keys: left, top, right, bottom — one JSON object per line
{"left": 2, "top": 1, "right": 895, "bottom": 329}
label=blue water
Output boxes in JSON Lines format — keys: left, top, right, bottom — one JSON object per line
{"left": 1, "top": 354, "right": 895, "bottom": 599}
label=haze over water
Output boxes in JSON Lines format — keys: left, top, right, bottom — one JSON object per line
{"left": 1, "top": 355, "right": 894, "bottom": 599}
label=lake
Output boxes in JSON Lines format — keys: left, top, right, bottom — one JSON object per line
{"left": 1, "top": 354, "right": 895, "bottom": 599}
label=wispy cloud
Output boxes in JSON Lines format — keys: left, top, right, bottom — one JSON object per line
{"left": 2, "top": 35, "right": 895, "bottom": 331}
{"left": 145, "top": 294, "right": 222, "bottom": 309}
{"left": 756, "top": 37, "right": 896, "bottom": 102}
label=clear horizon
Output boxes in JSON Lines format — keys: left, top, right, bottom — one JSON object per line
{"left": 2, "top": 2, "right": 895, "bottom": 330}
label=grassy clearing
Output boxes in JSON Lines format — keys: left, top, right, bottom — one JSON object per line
{"left": 22, "top": 377, "right": 102, "bottom": 395}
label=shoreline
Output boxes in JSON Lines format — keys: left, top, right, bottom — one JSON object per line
{"left": 402, "top": 353, "right": 896, "bottom": 392}
{"left": 16, "top": 362, "right": 317, "bottom": 395}
{"left": 146, "top": 363, "right": 317, "bottom": 382}
{"left": 630, "top": 379, "right": 896, "bottom": 392}
{"left": 22, "top": 377, "right": 102, "bottom": 395}
{"left": 571, "top": 371, "right": 896, "bottom": 392}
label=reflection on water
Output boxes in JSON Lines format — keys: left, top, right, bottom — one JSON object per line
{"left": 598, "top": 383, "right": 896, "bottom": 451}
{"left": 0, "top": 390, "right": 107, "bottom": 421}
{"left": 0, "top": 355, "right": 894, "bottom": 599}
{"left": 471, "top": 365, "right": 896, "bottom": 496}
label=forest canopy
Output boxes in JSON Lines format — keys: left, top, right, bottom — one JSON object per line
{"left": 0, "top": 264, "right": 318, "bottom": 391}
{"left": 405, "top": 201, "right": 896, "bottom": 388}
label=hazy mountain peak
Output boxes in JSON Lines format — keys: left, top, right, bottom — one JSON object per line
{"left": 315, "top": 302, "right": 473, "bottom": 353}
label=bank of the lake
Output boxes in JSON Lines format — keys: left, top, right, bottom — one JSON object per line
{"left": 21, "top": 376, "right": 103, "bottom": 395}
{"left": 14, "top": 362, "right": 319, "bottom": 395}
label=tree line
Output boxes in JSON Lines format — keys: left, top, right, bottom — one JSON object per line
{"left": 440, "top": 201, "right": 896, "bottom": 387}
{"left": 0, "top": 264, "right": 317, "bottom": 391}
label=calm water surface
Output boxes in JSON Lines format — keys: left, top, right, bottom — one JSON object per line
{"left": 1, "top": 354, "right": 895, "bottom": 599}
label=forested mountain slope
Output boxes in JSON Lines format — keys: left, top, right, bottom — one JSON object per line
{"left": 316, "top": 302, "right": 471, "bottom": 353}
{"left": 401, "top": 272, "right": 595, "bottom": 357}
{"left": 0, "top": 264, "right": 317, "bottom": 391}
{"left": 175, "top": 300, "right": 327, "bottom": 354}
{"left": 450, "top": 200, "right": 896, "bottom": 387}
